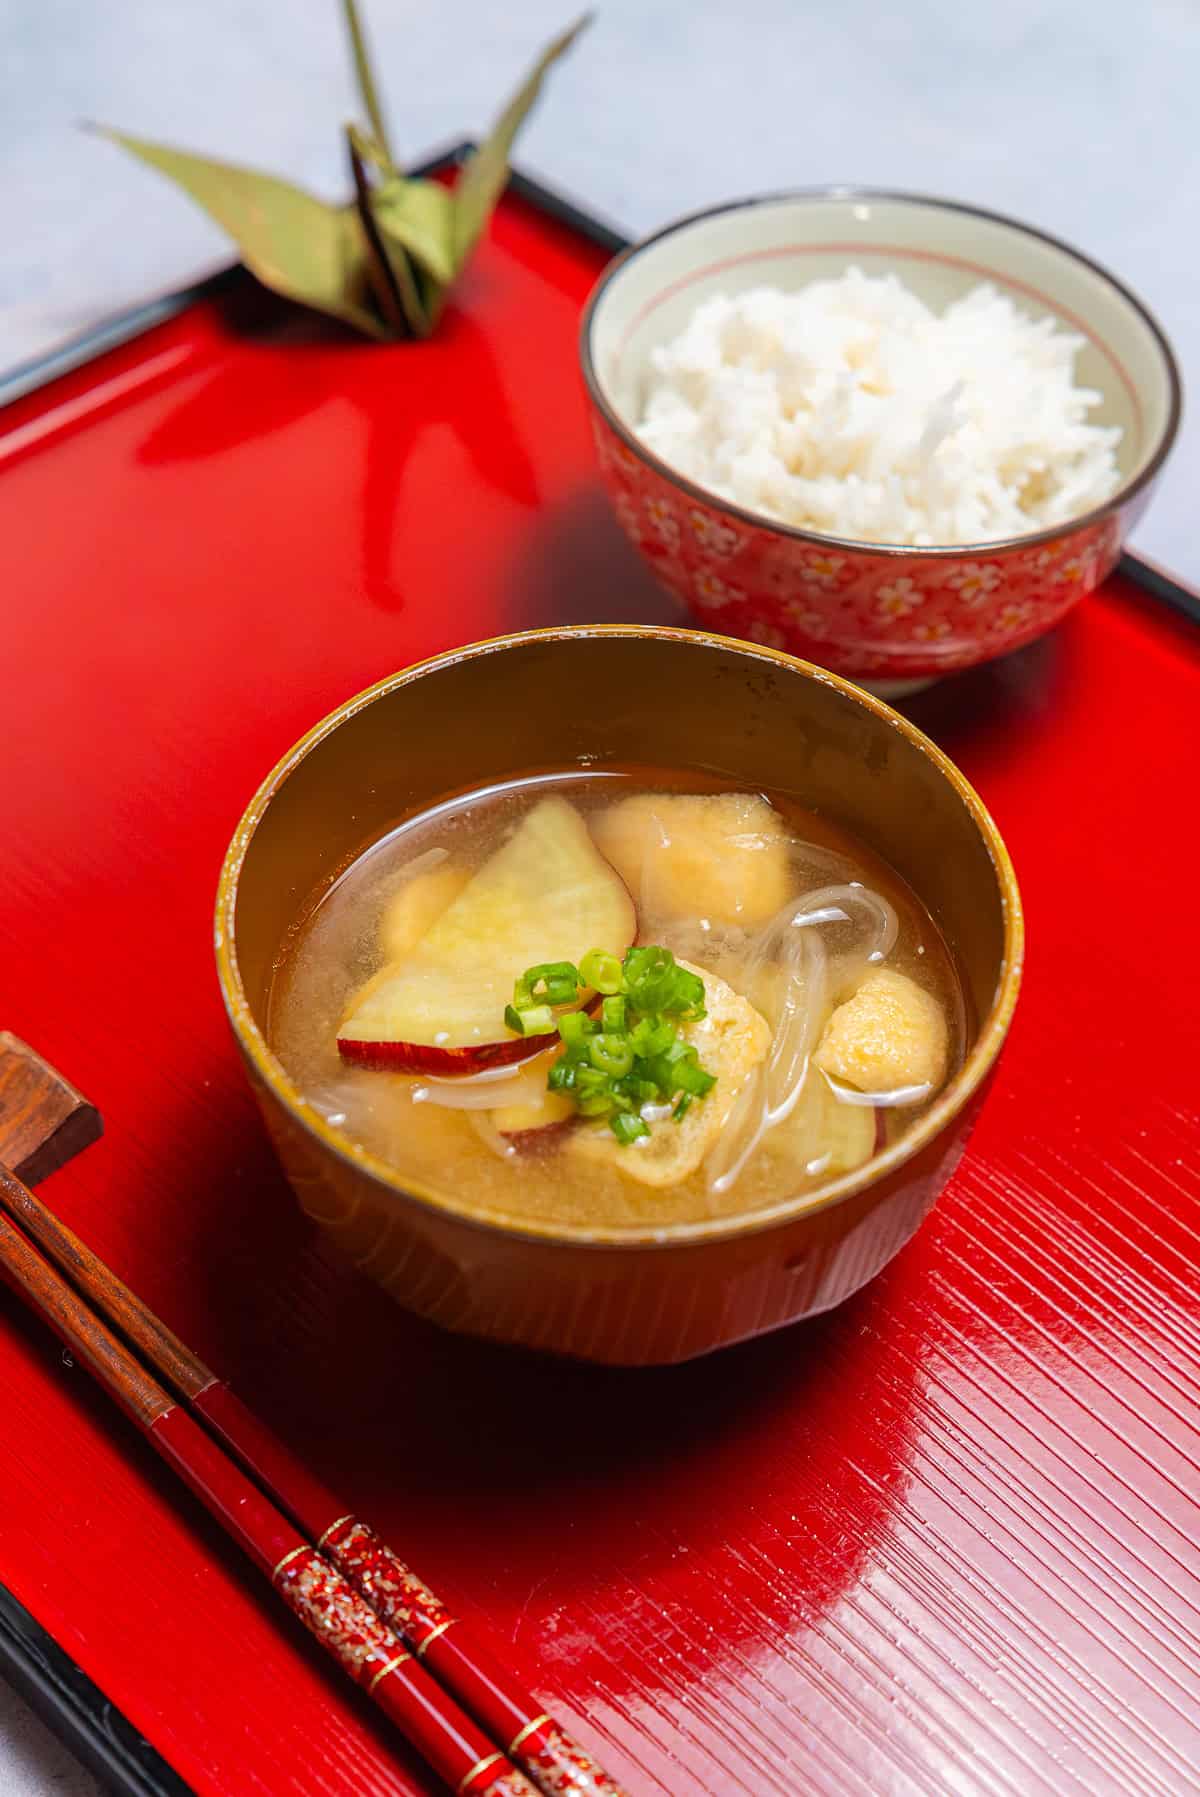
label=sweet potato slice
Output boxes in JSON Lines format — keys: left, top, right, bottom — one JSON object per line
{"left": 380, "top": 863, "right": 471, "bottom": 962}
{"left": 339, "top": 797, "right": 635, "bottom": 1073}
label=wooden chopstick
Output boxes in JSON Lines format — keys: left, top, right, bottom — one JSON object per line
{"left": 0, "top": 1160, "right": 537, "bottom": 1797}
{"left": 0, "top": 1153, "right": 626, "bottom": 1797}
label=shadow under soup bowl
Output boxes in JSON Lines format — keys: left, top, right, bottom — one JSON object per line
{"left": 216, "top": 627, "right": 1023, "bottom": 1365}
{"left": 581, "top": 190, "right": 1181, "bottom": 693}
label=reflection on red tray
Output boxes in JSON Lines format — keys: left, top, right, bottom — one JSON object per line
{"left": 1, "top": 177, "right": 1198, "bottom": 1796}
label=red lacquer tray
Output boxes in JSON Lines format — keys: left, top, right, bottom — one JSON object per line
{"left": 2, "top": 154, "right": 1200, "bottom": 1797}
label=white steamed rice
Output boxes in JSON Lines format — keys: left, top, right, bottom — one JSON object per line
{"left": 634, "top": 271, "right": 1122, "bottom": 546}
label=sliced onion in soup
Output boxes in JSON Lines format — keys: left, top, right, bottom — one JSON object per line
{"left": 821, "top": 1073, "right": 934, "bottom": 1108}
{"left": 707, "top": 882, "right": 899, "bottom": 1192}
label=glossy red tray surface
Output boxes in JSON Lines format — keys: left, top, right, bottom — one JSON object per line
{"left": 2, "top": 182, "right": 1199, "bottom": 1797}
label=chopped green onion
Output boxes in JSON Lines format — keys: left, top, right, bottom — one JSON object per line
{"left": 579, "top": 949, "right": 623, "bottom": 994}
{"left": 669, "top": 967, "right": 707, "bottom": 1018}
{"left": 630, "top": 1016, "right": 674, "bottom": 1058}
{"left": 675, "top": 1060, "right": 716, "bottom": 1097}
{"left": 589, "top": 1033, "right": 634, "bottom": 1077}
{"left": 601, "top": 994, "right": 626, "bottom": 1033}
{"left": 575, "top": 1064, "right": 611, "bottom": 1094}
{"left": 622, "top": 945, "right": 677, "bottom": 1012}
{"left": 509, "top": 943, "right": 718, "bottom": 1146}
{"left": 506, "top": 1002, "right": 554, "bottom": 1037}
{"left": 557, "top": 1010, "right": 593, "bottom": 1048}
{"left": 525, "top": 961, "right": 580, "bottom": 991}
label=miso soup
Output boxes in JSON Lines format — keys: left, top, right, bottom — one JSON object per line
{"left": 269, "top": 768, "right": 965, "bottom": 1231}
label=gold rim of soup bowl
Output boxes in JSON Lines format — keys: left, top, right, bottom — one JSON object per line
{"left": 215, "top": 625, "right": 1023, "bottom": 1251}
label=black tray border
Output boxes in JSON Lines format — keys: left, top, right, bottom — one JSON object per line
{"left": 0, "top": 1585, "right": 191, "bottom": 1797}
{"left": 0, "top": 138, "right": 1194, "bottom": 1797}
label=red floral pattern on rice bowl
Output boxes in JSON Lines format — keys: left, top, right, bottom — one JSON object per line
{"left": 593, "top": 412, "right": 1125, "bottom": 680}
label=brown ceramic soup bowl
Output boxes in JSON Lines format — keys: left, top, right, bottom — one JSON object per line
{"left": 215, "top": 627, "right": 1022, "bottom": 1364}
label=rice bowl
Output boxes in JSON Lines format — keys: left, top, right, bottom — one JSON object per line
{"left": 581, "top": 189, "right": 1181, "bottom": 686}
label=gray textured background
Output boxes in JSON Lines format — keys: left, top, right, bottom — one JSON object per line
{"left": 1, "top": 1, "right": 1196, "bottom": 1790}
